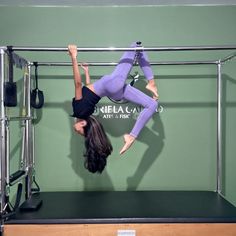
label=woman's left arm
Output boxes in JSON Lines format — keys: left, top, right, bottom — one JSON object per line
{"left": 68, "top": 45, "right": 82, "bottom": 100}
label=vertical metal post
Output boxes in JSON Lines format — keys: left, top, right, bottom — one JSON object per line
{"left": 6, "top": 120, "right": 10, "bottom": 187}
{"left": 25, "top": 63, "right": 33, "bottom": 199}
{"left": 0, "top": 48, "right": 7, "bottom": 215}
{"left": 21, "top": 68, "right": 27, "bottom": 170}
{"left": 217, "top": 62, "right": 222, "bottom": 194}
{"left": 32, "top": 124, "right": 35, "bottom": 178}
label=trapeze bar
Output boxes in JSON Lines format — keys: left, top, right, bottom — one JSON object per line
{"left": 11, "top": 45, "right": 236, "bottom": 52}
{"left": 33, "top": 60, "right": 218, "bottom": 67}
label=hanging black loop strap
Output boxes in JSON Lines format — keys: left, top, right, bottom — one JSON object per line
{"left": 34, "top": 62, "right": 39, "bottom": 89}
{"left": 8, "top": 46, "right": 14, "bottom": 83}
{"left": 31, "top": 62, "right": 44, "bottom": 109}
{"left": 4, "top": 46, "right": 17, "bottom": 107}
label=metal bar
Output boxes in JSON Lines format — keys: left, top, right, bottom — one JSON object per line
{"left": 148, "top": 61, "right": 218, "bottom": 65}
{"left": 220, "top": 52, "right": 236, "bottom": 63}
{"left": 6, "top": 116, "right": 33, "bottom": 121}
{"left": 0, "top": 47, "right": 7, "bottom": 51}
{"left": 34, "top": 60, "right": 218, "bottom": 67}
{"left": 20, "top": 122, "right": 26, "bottom": 169}
{"left": 11, "top": 45, "right": 236, "bottom": 52}
{"left": 216, "top": 62, "right": 222, "bottom": 194}
{"left": 24, "top": 115, "right": 30, "bottom": 199}
{"left": 20, "top": 67, "right": 28, "bottom": 170}
{"left": 25, "top": 64, "right": 33, "bottom": 200}
{"left": 0, "top": 48, "right": 7, "bottom": 214}
{"left": 32, "top": 125, "right": 35, "bottom": 174}
{"left": 6, "top": 121, "right": 9, "bottom": 187}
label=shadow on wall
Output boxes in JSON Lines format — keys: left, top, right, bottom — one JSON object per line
{"left": 61, "top": 78, "right": 164, "bottom": 191}
{"left": 127, "top": 115, "right": 164, "bottom": 190}
{"left": 61, "top": 98, "right": 165, "bottom": 191}
{"left": 29, "top": 73, "right": 236, "bottom": 192}
{"left": 103, "top": 112, "right": 164, "bottom": 191}
{"left": 63, "top": 101, "right": 115, "bottom": 191}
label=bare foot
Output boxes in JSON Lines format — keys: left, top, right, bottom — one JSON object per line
{"left": 146, "top": 79, "right": 159, "bottom": 100}
{"left": 120, "top": 134, "right": 136, "bottom": 155}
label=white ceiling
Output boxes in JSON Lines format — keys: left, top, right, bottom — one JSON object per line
{"left": 0, "top": 0, "right": 236, "bottom": 6}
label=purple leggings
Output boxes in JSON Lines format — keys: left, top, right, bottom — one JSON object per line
{"left": 93, "top": 43, "right": 158, "bottom": 138}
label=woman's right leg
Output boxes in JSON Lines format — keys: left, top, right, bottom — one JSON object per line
{"left": 93, "top": 45, "right": 137, "bottom": 98}
{"left": 136, "top": 50, "right": 154, "bottom": 81}
{"left": 113, "top": 43, "right": 158, "bottom": 99}
{"left": 97, "top": 42, "right": 158, "bottom": 99}
{"left": 111, "top": 42, "right": 153, "bottom": 80}
{"left": 110, "top": 43, "right": 137, "bottom": 79}
{"left": 99, "top": 42, "right": 139, "bottom": 100}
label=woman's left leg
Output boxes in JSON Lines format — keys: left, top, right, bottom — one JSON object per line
{"left": 124, "top": 85, "right": 158, "bottom": 138}
{"left": 119, "top": 85, "right": 158, "bottom": 154}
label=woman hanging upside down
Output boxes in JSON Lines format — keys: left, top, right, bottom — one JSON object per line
{"left": 68, "top": 42, "right": 159, "bottom": 174}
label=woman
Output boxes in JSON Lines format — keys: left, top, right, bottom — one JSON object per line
{"left": 68, "top": 42, "right": 159, "bottom": 173}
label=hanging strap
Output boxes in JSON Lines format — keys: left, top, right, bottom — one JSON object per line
{"left": 34, "top": 62, "right": 39, "bottom": 89}
{"left": 31, "top": 62, "right": 44, "bottom": 109}
{"left": 7, "top": 46, "right": 14, "bottom": 83}
{"left": 4, "top": 46, "right": 17, "bottom": 107}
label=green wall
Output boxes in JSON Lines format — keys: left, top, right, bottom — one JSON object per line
{"left": 0, "top": 5, "right": 236, "bottom": 205}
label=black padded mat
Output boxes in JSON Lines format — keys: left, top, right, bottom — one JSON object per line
{"left": 6, "top": 191, "right": 236, "bottom": 224}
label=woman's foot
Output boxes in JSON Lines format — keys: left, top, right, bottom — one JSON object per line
{"left": 146, "top": 79, "right": 159, "bottom": 100}
{"left": 120, "top": 134, "right": 136, "bottom": 155}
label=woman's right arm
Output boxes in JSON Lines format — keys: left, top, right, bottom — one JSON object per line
{"left": 68, "top": 45, "right": 82, "bottom": 100}
{"left": 81, "top": 64, "right": 91, "bottom": 85}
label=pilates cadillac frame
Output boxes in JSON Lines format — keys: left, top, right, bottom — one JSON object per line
{"left": 0, "top": 45, "right": 236, "bottom": 230}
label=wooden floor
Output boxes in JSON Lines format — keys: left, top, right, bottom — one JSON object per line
{"left": 4, "top": 191, "right": 236, "bottom": 236}
{"left": 4, "top": 223, "right": 236, "bottom": 236}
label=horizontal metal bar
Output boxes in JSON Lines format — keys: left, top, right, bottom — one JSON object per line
{"left": 33, "top": 60, "right": 218, "bottom": 67}
{"left": 221, "top": 52, "right": 236, "bottom": 63}
{"left": 150, "top": 61, "right": 218, "bottom": 65}
{"left": 0, "top": 46, "right": 7, "bottom": 50}
{"left": 6, "top": 116, "right": 33, "bottom": 121}
{"left": 11, "top": 45, "right": 236, "bottom": 52}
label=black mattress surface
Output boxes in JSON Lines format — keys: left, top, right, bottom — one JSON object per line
{"left": 6, "top": 191, "right": 236, "bottom": 224}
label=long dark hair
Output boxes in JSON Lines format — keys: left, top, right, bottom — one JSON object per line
{"left": 83, "top": 116, "right": 113, "bottom": 173}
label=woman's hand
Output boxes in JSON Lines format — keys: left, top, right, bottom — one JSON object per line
{"left": 81, "top": 63, "right": 91, "bottom": 85}
{"left": 68, "top": 44, "right": 78, "bottom": 59}
{"left": 81, "top": 63, "right": 89, "bottom": 73}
